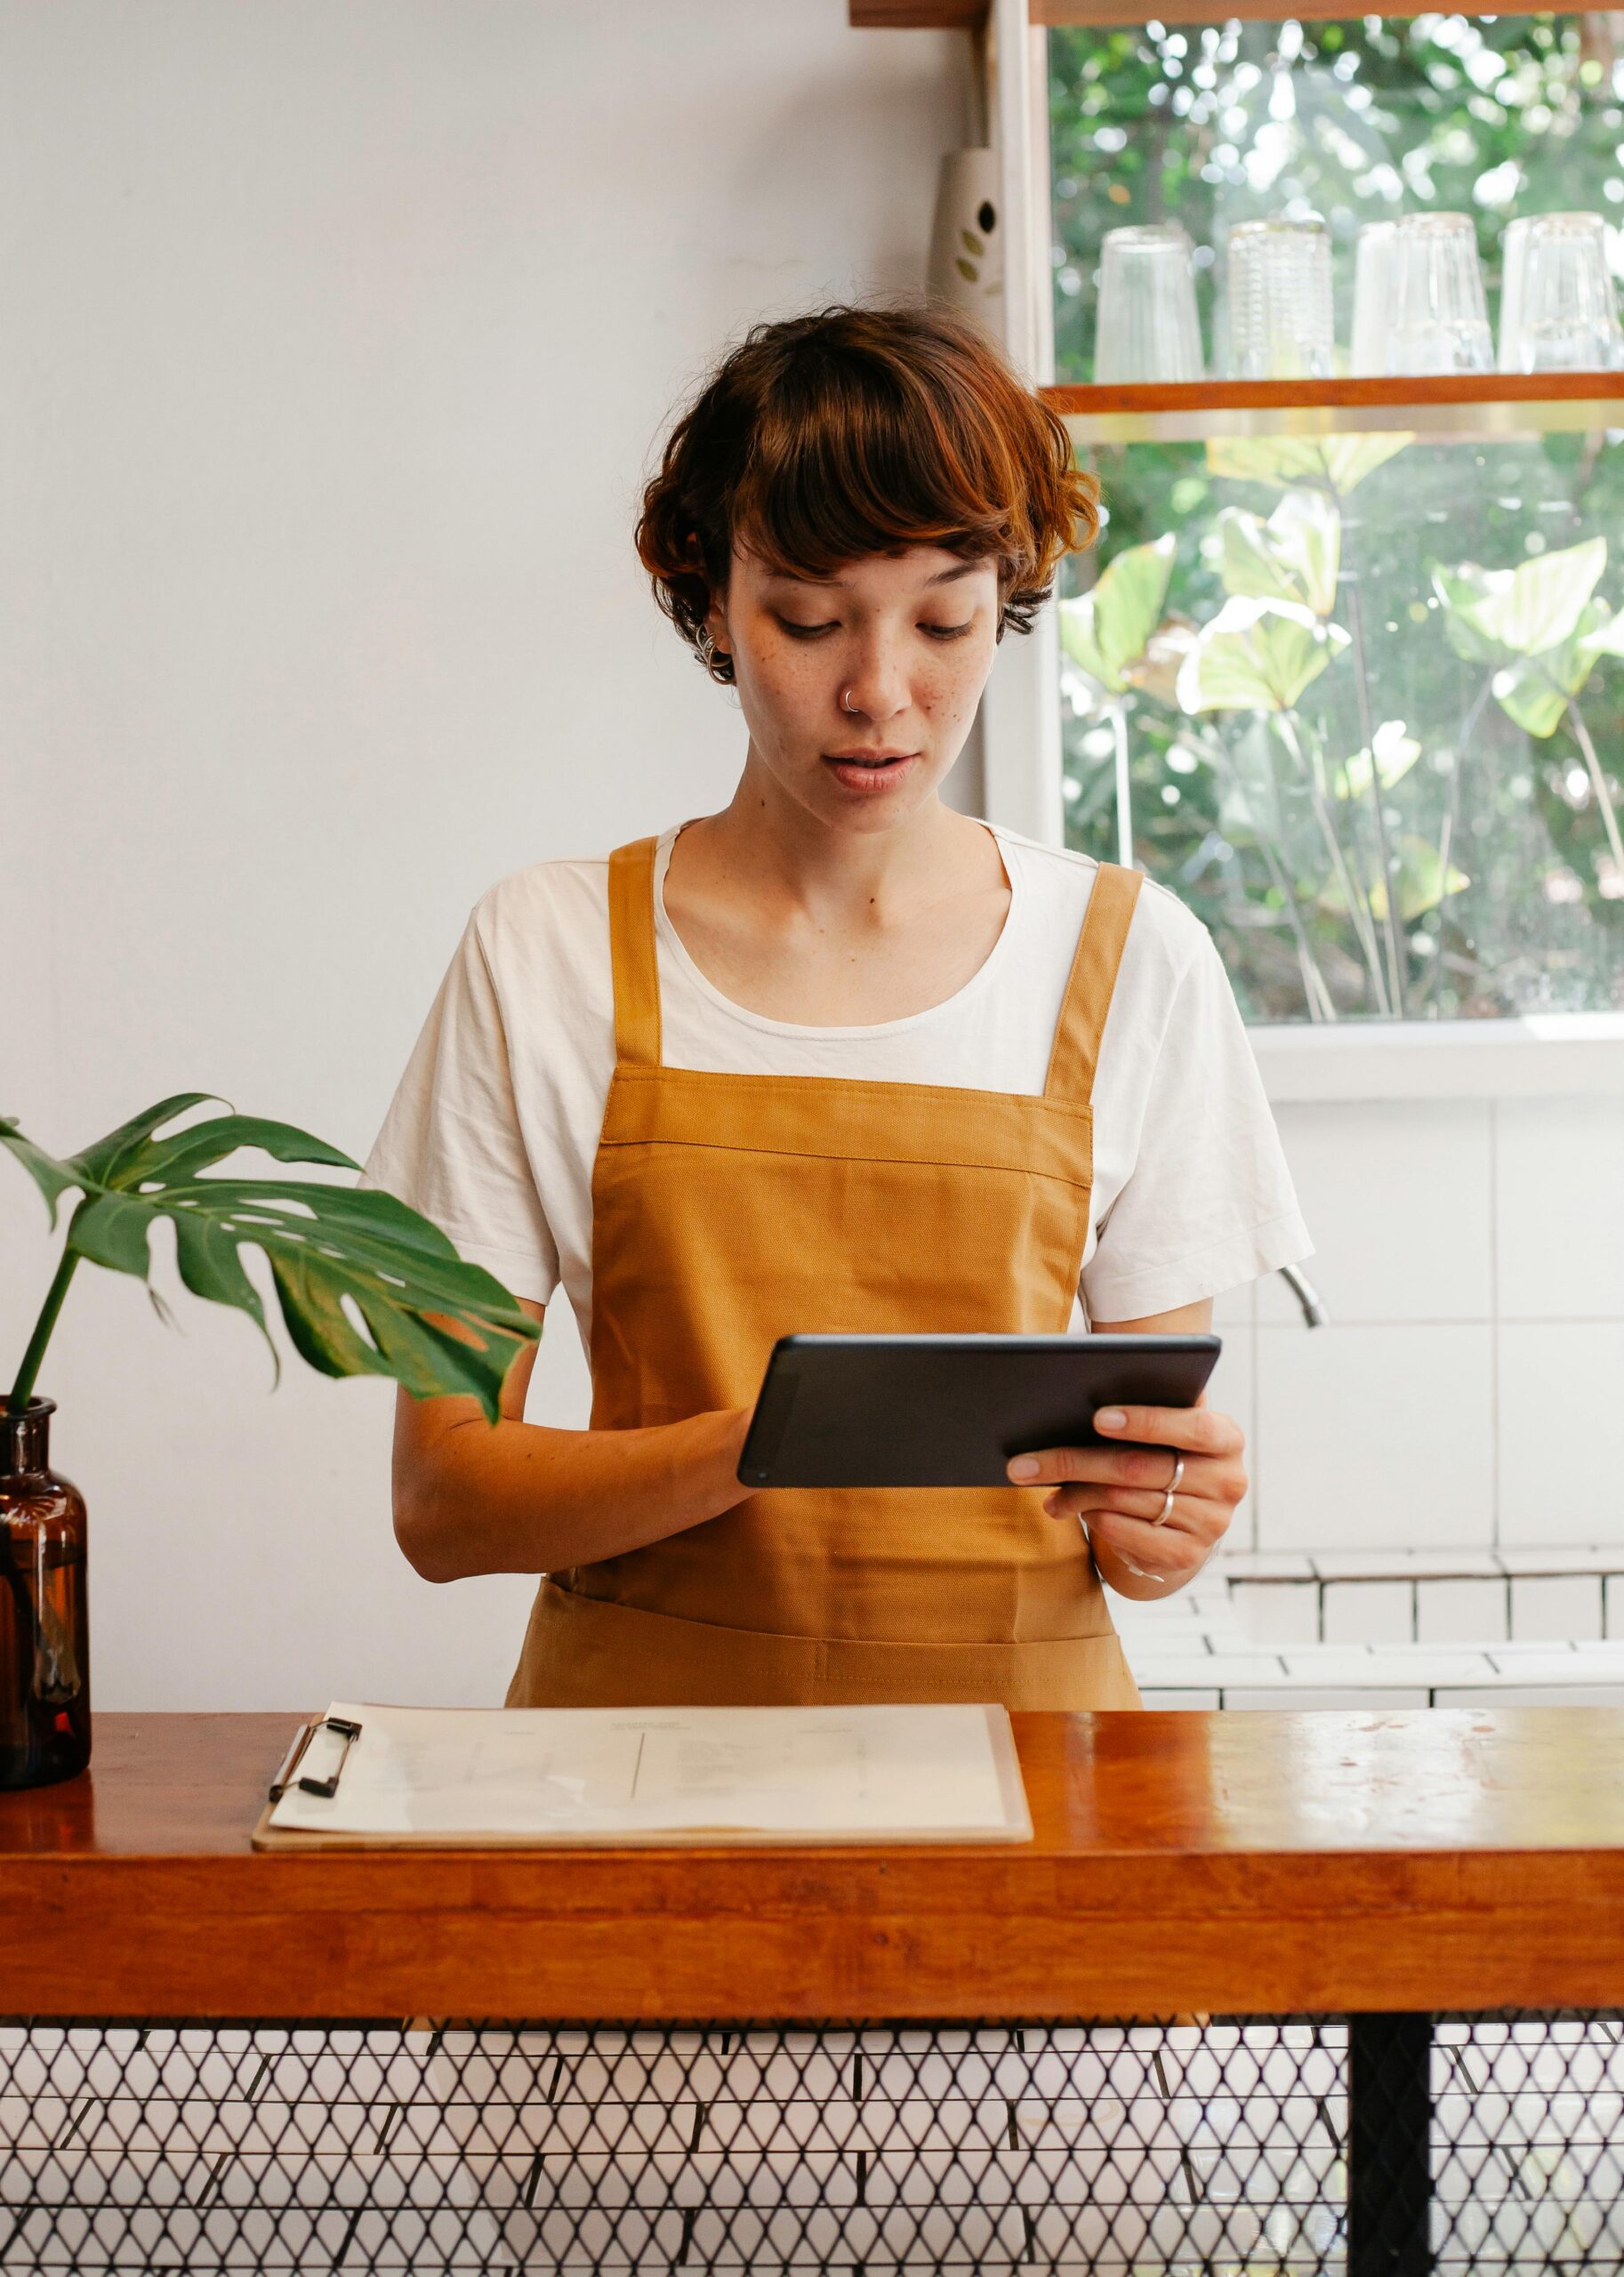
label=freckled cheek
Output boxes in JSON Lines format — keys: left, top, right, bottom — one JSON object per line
{"left": 736, "top": 649, "right": 817, "bottom": 735}
{"left": 925, "top": 651, "right": 990, "bottom": 721}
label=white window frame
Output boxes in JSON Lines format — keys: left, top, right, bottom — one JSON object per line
{"left": 979, "top": 0, "right": 1624, "bottom": 1101}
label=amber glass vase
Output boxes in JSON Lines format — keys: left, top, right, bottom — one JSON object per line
{"left": 0, "top": 1398, "right": 90, "bottom": 1788}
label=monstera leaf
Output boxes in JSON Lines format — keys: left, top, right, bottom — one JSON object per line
{"left": 1205, "top": 432, "right": 1412, "bottom": 498}
{"left": 1057, "top": 535, "right": 1177, "bottom": 696}
{"left": 1176, "top": 597, "right": 1351, "bottom": 715}
{"left": 3, "top": 1094, "right": 539, "bottom": 1422}
{"left": 1433, "top": 539, "right": 1624, "bottom": 737}
{"left": 1219, "top": 490, "right": 1341, "bottom": 618}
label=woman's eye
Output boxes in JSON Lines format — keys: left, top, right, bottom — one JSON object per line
{"left": 924, "top": 623, "right": 974, "bottom": 640}
{"left": 776, "top": 617, "right": 836, "bottom": 640}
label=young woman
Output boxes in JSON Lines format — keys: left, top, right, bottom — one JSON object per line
{"left": 364, "top": 298, "right": 1313, "bottom": 1712}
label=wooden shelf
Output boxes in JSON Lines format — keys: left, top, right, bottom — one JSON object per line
{"left": 848, "top": 0, "right": 987, "bottom": 23}
{"left": 850, "top": 1, "right": 1503, "bottom": 24}
{"left": 1044, "top": 372, "right": 1624, "bottom": 443}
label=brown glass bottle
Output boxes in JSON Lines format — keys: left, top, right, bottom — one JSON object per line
{"left": 0, "top": 1398, "right": 90, "bottom": 1788}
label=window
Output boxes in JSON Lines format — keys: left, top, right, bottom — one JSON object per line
{"left": 1047, "top": 14, "right": 1624, "bottom": 1025}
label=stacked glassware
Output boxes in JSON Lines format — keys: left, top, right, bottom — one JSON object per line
{"left": 1089, "top": 209, "right": 1624, "bottom": 381}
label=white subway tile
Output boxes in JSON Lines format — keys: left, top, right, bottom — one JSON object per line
{"left": 1416, "top": 1577, "right": 1508, "bottom": 1644}
{"left": 1435, "top": 1685, "right": 1624, "bottom": 1707}
{"left": 1219, "top": 1686, "right": 1430, "bottom": 1710}
{"left": 1322, "top": 1580, "right": 1415, "bottom": 1645}
{"left": 1496, "top": 1546, "right": 1624, "bottom": 1574}
{"left": 1275, "top": 1645, "right": 1490, "bottom": 1685}
{"left": 1203, "top": 1327, "right": 1256, "bottom": 1553}
{"left": 1497, "top": 1325, "right": 1624, "bottom": 1548}
{"left": 1255, "top": 1324, "right": 1494, "bottom": 1552}
{"left": 1510, "top": 1573, "right": 1604, "bottom": 1642}
{"left": 1228, "top": 1580, "right": 1320, "bottom": 1646}
{"left": 1219, "top": 1552, "right": 1317, "bottom": 1581}
{"left": 1258, "top": 1100, "right": 1492, "bottom": 1325}
{"left": 1312, "top": 1549, "right": 1504, "bottom": 1579}
{"left": 1124, "top": 1654, "right": 1219, "bottom": 1686}
{"left": 1138, "top": 1689, "right": 1220, "bottom": 1710}
{"left": 1194, "top": 1653, "right": 1292, "bottom": 1686}
{"left": 1607, "top": 1577, "right": 1624, "bottom": 1640}
{"left": 1487, "top": 1648, "right": 1594, "bottom": 1680}
{"left": 1495, "top": 1098, "right": 1624, "bottom": 1321}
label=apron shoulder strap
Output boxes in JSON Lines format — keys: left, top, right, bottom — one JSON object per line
{"left": 1043, "top": 860, "right": 1144, "bottom": 1106}
{"left": 607, "top": 837, "right": 663, "bottom": 1068}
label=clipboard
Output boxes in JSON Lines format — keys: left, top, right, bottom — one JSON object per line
{"left": 251, "top": 1700, "right": 1033, "bottom": 1851}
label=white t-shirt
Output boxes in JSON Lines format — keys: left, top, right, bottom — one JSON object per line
{"left": 361, "top": 821, "right": 1314, "bottom": 1349}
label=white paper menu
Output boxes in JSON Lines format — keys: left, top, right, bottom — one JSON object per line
{"left": 263, "top": 1699, "right": 1032, "bottom": 1847}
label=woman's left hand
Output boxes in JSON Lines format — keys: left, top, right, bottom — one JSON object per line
{"left": 1005, "top": 1398, "right": 1247, "bottom": 1593}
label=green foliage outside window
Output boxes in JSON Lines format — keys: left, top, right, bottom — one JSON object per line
{"left": 1050, "top": 15, "right": 1624, "bottom": 1021}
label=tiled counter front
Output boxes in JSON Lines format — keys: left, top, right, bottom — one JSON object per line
{"left": 1118, "top": 1554, "right": 1624, "bottom": 1710}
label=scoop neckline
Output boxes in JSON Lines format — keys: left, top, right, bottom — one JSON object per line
{"left": 652, "top": 817, "right": 1025, "bottom": 1041}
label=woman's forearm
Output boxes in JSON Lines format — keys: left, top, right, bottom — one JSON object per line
{"left": 396, "top": 1404, "right": 753, "bottom": 1583}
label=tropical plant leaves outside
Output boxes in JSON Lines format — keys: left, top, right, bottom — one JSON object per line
{"left": 1332, "top": 721, "right": 1422, "bottom": 801}
{"left": 1218, "top": 489, "right": 1342, "bottom": 618}
{"left": 1176, "top": 596, "right": 1352, "bottom": 715}
{"left": 1204, "top": 432, "right": 1414, "bottom": 498}
{"left": 1058, "top": 535, "right": 1177, "bottom": 696}
{"left": 1433, "top": 538, "right": 1624, "bottom": 738}
{"left": 1316, "top": 834, "right": 1470, "bottom": 925}
{"left": 1435, "top": 536, "right": 1608, "bottom": 658}
{"left": 2, "top": 1094, "right": 539, "bottom": 1424}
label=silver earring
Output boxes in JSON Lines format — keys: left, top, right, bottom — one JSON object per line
{"left": 696, "top": 626, "right": 717, "bottom": 670}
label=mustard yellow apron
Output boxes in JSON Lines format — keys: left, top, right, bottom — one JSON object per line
{"left": 506, "top": 833, "right": 1146, "bottom": 1712}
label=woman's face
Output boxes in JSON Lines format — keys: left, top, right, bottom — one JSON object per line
{"left": 704, "top": 540, "right": 1001, "bottom": 833}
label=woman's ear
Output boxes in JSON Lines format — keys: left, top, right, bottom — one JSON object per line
{"left": 701, "top": 590, "right": 730, "bottom": 662}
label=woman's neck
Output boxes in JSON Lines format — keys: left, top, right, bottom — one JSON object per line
{"left": 661, "top": 761, "right": 1013, "bottom": 1028}
{"left": 685, "top": 760, "right": 993, "bottom": 933}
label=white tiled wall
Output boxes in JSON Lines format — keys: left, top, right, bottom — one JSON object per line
{"left": 1235, "top": 1095, "right": 1624, "bottom": 1557}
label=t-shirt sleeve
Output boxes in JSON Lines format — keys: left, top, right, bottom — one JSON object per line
{"left": 357, "top": 905, "right": 561, "bottom": 1306}
{"left": 1081, "top": 923, "right": 1314, "bottom": 1322}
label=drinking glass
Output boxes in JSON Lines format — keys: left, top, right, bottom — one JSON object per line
{"left": 1386, "top": 213, "right": 1493, "bottom": 374}
{"left": 1094, "top": 223, "right": 1204, "bottom": 382}
{"left": 1500, "top": 213, "right": 1624, "bottom": 372}
{"left": 1225, "top": 219, "right": 1334, "bottom": 380}
{"left": 1350, "top": 221, "right": 1397, "bottom": 375}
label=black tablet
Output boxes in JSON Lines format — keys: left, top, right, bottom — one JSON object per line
{"left": 736, "top": 1332, "right": 1223, "bottom": 1490}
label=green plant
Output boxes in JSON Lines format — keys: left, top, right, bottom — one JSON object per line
{"left": 3, "top": 1094, "right": 540, "bottom": 1425}
{"left": 1432, "top": 535, "right": 1624, "bottom": 881}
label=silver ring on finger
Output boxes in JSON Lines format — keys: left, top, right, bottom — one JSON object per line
{"left": 1151, "top": 1453, "right": 1186, "bottom": 1527}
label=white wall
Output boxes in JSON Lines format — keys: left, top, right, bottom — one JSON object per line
{"left": 2, "top": 1, "right": 980, "bottom": 1709}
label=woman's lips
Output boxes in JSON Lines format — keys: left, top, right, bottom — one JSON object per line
{"left": 821, "top": 752, "right": 919, "bottom": 794}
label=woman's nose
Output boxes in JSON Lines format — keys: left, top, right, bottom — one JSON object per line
{"left": 834, "top": 649, "right": 912, "bottom": 725}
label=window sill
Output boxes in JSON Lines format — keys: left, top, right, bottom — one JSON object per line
{"left": 1247, "top": 1012, "right": 1624, "bottom": 1102}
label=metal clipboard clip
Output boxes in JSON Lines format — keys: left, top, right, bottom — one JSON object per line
{"left": 268, "top": 1714, "right": 363, "bottom": 1802}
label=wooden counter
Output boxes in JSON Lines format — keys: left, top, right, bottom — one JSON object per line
{"left": 10, "top": 1708, "right": 1624, "bottom": 2022}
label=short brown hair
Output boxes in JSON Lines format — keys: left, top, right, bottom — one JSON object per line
{"left": 635, "top": 297, "right": 1099, "bottom": 687}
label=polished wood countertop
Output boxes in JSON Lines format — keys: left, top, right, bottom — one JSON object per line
{"left": 8, "top": 1709, "right": 1624, "bottom": 2021}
